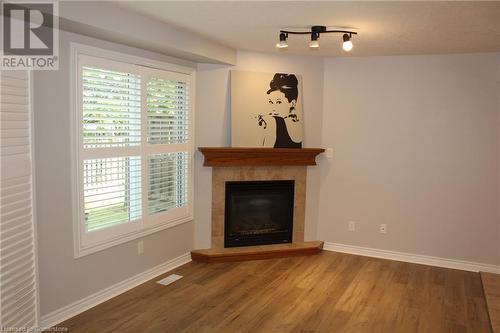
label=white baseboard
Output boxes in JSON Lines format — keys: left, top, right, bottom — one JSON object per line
{"left": 40, "top": 252, "right": 192, "bottom": 329}
{"left": 323, "top": 242, "right": 500, "bottom": 274}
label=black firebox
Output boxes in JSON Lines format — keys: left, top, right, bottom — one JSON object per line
{"left": 224, "top": 180, "right": 294, "bottom": 247}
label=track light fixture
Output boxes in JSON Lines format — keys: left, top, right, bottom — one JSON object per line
{"left": 276, "top": 25, "right": 357, "bottom": 52}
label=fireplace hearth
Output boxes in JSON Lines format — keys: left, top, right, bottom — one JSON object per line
{"left": 224, "top": 180, "right": 294, "bottom": 247}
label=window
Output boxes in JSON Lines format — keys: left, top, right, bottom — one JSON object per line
{"left": 72, "top": 45, "right": 194, "bottom": 256}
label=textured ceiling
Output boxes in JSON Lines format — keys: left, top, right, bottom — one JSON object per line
{"left": 118, "top": 1, "right": 500, "bottom": 57}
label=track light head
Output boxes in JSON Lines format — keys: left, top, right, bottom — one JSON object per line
{"left": 276, "top": 32, "right": 288, "bottom": 49}
{"left": 342, "top": 33, "right": 353, "bottom": 52}
{"left": 309, "top": 32, "right": 320, "bottom": 49}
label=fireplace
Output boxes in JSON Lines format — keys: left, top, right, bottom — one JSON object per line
{"left": 191, "top": 148, "right": 325, "bottom": 262}
{"left": 224, "top": 180, "right": 294, "bottom": 247}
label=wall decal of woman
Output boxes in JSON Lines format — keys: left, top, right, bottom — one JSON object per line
{"left": 230, "top": 70, "right": 304, "bottom": 148}
{"left": 260, "top": 73, "right": 302, "bottom": 148}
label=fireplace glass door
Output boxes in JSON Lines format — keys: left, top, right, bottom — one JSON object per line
{"left": 224, "top": 180, "right": 294, "bottom": 247}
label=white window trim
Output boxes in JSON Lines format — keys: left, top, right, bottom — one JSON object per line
{"left": 70, "top": 43, "right": 195, "bottom": 258}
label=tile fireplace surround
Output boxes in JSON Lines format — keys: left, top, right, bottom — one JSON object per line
{"left": 212, "top": 165, "right": 306, "bottom": 248}
{"left": 194, "top": 147, "right": 325, "bottom": 261}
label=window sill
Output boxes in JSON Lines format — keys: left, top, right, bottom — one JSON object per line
{"left": 74, "top": 215, "right": 193, "bottom": 258}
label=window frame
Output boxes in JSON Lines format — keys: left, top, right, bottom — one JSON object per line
{"left": 70, "top": 43, "right": 195, "bottom": 258}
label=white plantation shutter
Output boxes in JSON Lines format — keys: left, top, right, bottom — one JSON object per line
{"left": 80, "top": 62, "right": 144, "bottom": 245}
{"left": 0, "top": 71, "right": 38, "bottom": 329}
{"left": 83, "top": 156, "right": 142, "bottom": 232}
{"left": 82, "top": 67, "right": 141, "bottom": 148}
{"left": 147, "top": 152, "right": 188, "bottom": 215}
{"left": 75, "top": 51, "right": 193, "bottom": 254}
{"left": 145, "top": 75, "right": 190, "bottom": 224}
{"left": 147, "top": 77, "right": 189, "bottom": 145}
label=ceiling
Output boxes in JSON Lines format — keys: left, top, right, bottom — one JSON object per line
{"left": 117, "top": 1, "right": 500, "bottom": 57}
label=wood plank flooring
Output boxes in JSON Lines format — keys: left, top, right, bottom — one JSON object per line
{"left": 481, "top": 272, "right": 500, "bottom": 333}
{"left": 59, "top": 251, "right": 491, "bottom": 333}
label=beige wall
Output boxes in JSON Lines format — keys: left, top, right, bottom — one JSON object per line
{"left": 318, "top": 53, "right": 500, "bottom": 265}
{"left": 194, "top": 51, "right": 324, "bottom": 248}
{"left": 34, "top": 31, "right": 195, "bottom": 316}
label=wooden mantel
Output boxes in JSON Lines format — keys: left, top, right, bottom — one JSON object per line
{"left": 198, "top": 147, "right": 325, "bottom": 167}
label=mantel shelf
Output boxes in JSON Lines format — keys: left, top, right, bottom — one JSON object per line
{"left": 198, "top": 147, "right": 325, "bottom": 167}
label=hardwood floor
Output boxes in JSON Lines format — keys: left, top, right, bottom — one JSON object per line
{"left": 59, "top": 251, "right": 491, "bottom": 333}
{"left": 481, "top": 272, "right": 500, "bottom": 333}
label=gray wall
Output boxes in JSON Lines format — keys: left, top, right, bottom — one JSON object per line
{"left": 318, "top": 53, "right": 500, "bottom": 265}
{"left": 194, "top": 51, "right": 325, "bottom": 248}
{"left": 194, "top": 51, "right": 500, "bottom": 266}
{"left": 34, "top": 31, "right": 195, "bottom": 316}
{"left": 59, "top": 1, "right": 236, "bottom": 65}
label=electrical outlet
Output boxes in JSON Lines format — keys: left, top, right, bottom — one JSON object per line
{"left": 380, "top": 224, "right": 387, "bottom": 234}
{"left": 348, "top": 221, "right": 356, "bottom": 232}
{"left": 138, "top": 240, "right": 144, "bottom": 255}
